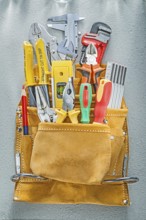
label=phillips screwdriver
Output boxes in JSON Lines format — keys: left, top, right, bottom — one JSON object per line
{"left": 79, "top": 83, "right": 92, "bottom": 124}
{"left": 94, "top": 79, "right": 112, "bottom": 124}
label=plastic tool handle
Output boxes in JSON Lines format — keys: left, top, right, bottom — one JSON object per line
{"left": 94, "top": 79, "right": 112, "bottom": 123}
{"left": 81, "top": 70, "right": 90, "bottom": 83}
{"left": 35, "top": 38, "right": 49, "bottom": 84}
{"left": 68, "top": 109, "right": 80, "bottom": 124}
{"left": 77, "top": 64, "right": 91, "bottom": 84}
{"left": 79, "top": 83, "right": 92, "bottom": 124}
{"left": 23, "top": 41, "right": 35, "bottom": 86}
{"left": 55, "top": 109, "right": 67, "bottom": 123}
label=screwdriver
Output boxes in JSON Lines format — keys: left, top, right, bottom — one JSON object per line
{"left": 94, "top": 79, "right": 112, "bottom": 123}
{"left": 79, "top": 83, "right": 92, "bottom": 124}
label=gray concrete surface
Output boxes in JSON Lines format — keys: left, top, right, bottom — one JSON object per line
{"left": 0, "top": 0, "right": 146, "bottom": 219}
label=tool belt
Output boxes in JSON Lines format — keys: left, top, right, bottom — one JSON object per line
{"left": 11, "top": 64, "right": 138, "bottom": 206}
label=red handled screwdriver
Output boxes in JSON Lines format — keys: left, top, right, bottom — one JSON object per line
{"left": 94, "top": 79, "right": 112, "bottom": 123}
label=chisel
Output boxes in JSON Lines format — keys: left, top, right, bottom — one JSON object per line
{"left": 94, "top": 79, "right": 112, "bottom": 123}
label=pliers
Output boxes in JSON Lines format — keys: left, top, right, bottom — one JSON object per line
{"left": 55, "top": 78, "right": 80, "bottom": 123}
{"left": 25, "top": 23, "right": 53, "bottom": 107}
{"left": 77, "top": 43, "right": 105, "bottom": 91}
{"left": 35, "top": 86, "right": 57, "bottom": 122}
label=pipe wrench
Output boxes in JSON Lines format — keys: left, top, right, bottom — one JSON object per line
{"left": 80, "top": 22, "right": 112, "bottom": 65}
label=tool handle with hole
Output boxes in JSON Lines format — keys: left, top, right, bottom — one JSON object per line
{"left": 94, "top": 79, "right": 112, "bottom": 123}
{"left": 79, "top": 83, "right": 92, "bottom": 124}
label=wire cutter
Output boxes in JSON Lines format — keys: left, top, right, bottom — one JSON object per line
{"left": 77, "top": 43, "right": 105, "bottom": 91}
{"left": 29, "top": 22, "right": 60, "bottom": 63}
{"left": 55, "top": 78, "right": 80, "bottom": 123}
{"left": 35, "top": 86, "right": 57, "bottom": 122}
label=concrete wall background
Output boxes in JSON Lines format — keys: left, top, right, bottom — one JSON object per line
{"left": 0, "top": 0, "right": 146, "bottom": 219}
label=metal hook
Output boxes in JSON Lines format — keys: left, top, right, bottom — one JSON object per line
{"left": 11, "top": 173, "right": 47, "bottom": 182}
{"left": 104, "top": 176, "right": 139, "bottom": 184}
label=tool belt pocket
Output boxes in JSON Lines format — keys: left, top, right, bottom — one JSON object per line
{"left": 30, "top": 122, "right": 112, "bottom": 185}
{"left": 105, "top": 108, "right": 128, "bottom": 176}
{"left": 21, "top": 134, "right": 33, "bottom": 173}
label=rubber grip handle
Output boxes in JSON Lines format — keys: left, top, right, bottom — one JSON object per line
{"left": 94, "top": 79, "right": 112, "bottom": 123}
{"left": 35, "top": 38, "right": 49, "bottom": 84}
{"left": 23, "top": 41, "right": 35, "bottom": 86}
{"left": 79, "top": 83, "right": 92, "bottom": 124}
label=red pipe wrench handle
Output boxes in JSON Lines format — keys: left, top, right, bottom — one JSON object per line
{"left": 81, "top": 33, "right": 108, "bottom": 65}
{"left": 94, "top": 79, "right": 112, "bottom": 123}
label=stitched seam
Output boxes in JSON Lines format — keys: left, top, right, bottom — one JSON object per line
{"left": 106, "top": 114, "right": 127, "bottom": 117}
{"left": 21, "top": 151, "right": 25, "bottom": 172}
{"left": 124, "top": 183, "right": 129, "bottom": 200}
{"left": 16, "top": 114, "right": 22, "bottom": 152}
{"left": 15, "top": 183, "right": 21, "bottom": 198}
{"left": 122, "top": 184, "right": 125, "bottom": 202}
{"left": 30, "top": 135, "right": 34, "bottom": 149}
{"left": 39, "top": 128, "right": 110, "bottom": 133}
{"left": 122, "top": 183, "right": 128, "bottom": 203}
{"left": 19, "top": 179, "right": 51, "bottom": 183}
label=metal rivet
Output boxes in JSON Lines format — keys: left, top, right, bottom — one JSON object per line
{"left": 51, "top": 49, "right": 55, "bottom": 54}
{"left": 18, "top": 114, "right": 22, "bottom": 118}
{"left": 104, "top": 119, "right": 108, "bottom": 124}
{"left": 123, "top": 131, "right": 126, "bottom": 136}
{"left": 123, "top": 199, "right": 129, "bottom": 205}
{"left": 110, "top": 135, "right": 114, "bottom": 140}
{"left": 112, "top": 170, "right": 116, "bottom": 176}
{"left": 17, "top": 127, "right": 22, "bottom": 132}
{"left": 16, "top": 107, "right": 21, "bottom": 113}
